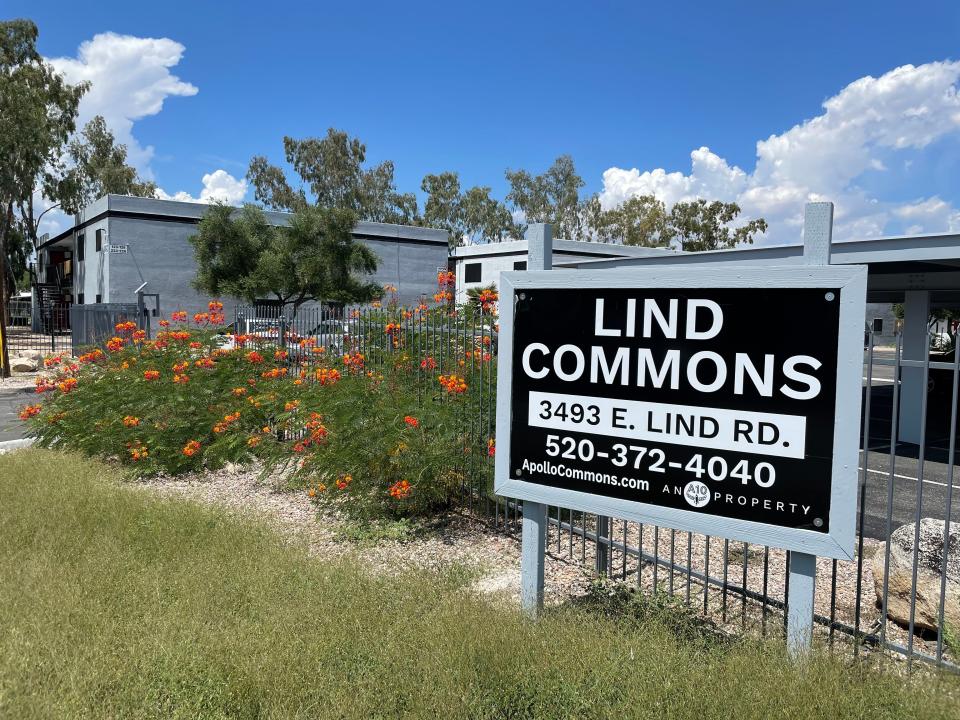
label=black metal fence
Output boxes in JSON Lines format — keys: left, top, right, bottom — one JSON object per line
{"left": 3, "top": 298, "right": 72, "bottom": 359}
{"left": 237, "top": 303, "right": 960, "bottom": 671}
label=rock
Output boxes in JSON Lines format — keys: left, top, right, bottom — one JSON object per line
{"left": 8, "top": 355, "right": 38, "bottom": 372}
{"left": 872, "top": 518, "right": 960, "bottom": 632}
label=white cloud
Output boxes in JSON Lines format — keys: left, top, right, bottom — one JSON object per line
{"left": 156, "top": 169, "right": 248, "bottom": 205}
{"left": 599, "top": 61, "right": 960, "bottom": 244}
{"left": 36, "top": 33, "right": 248, "bottom": 236}
{"left": 49, "top": 32, "right": 198, "bottom": 171}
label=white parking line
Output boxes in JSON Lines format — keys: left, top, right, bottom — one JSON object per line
{"left": 861, "top": 465, "right": 958, "bottom": 489}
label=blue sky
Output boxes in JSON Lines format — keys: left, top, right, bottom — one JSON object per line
{"left": 10, "top": 0, "right": 960, "bottom": 243}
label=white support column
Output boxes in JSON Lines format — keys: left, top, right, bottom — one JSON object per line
{"left": 521, "top": 223, "right": 551, "bottom": 617}
{"left": 786, "top": 201, "right": 833, "bottom": 658}
{"left": 899, "top": 290, "right": 931, "bottom": 445}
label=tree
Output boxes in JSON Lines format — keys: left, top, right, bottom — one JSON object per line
{"left": 587, "top": 195, "right": 674, "bottom": 247}
{"left": 668, "top": 199, "right": 767, "bottom": 251}
{"left": 58, "top": 115, "right": 157, "bottom": 215}
{"left": 0, "top": 19, "right": 87, "bottom": 375}
{"left": 420, "top": 172, "right": 463, "bottom": 245}
{"left": 506, "top": 155, "right": 588, "bottom": 241}
{"left": 420, "top": 171, "right": 518, "bottom": 247}
{"left": 247, "top": 129, "right": 418, "bottom": 224}
{"left": 190, "top": 204, "right": 381, "bottom": 314}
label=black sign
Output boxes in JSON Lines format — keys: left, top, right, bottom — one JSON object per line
{"left": 509, "top": 288, "right": 841, "bottom": 532}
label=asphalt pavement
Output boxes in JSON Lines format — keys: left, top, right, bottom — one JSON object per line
{"left": 0, "top": 384, "right": 31, "bottom": 443}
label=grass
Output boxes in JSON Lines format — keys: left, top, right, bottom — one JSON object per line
{"left": 1, "top": 449, "right": 958, "bottom": 719}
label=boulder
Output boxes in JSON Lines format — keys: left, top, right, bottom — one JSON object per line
{"left": 8, "top": 355, "right": 38, "bottom": 372}
{"left": 872, "top": 518, "right": 960, "bottom": 632}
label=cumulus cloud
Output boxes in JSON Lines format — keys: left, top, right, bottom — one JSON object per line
{"left": 36, "top": 33, "right": 247, "bottom": 236}
{"left": 156, "top": 170, "right": 248, "bottom": 205}
{"left": 599, "top": 61, "right": 960, "bottom": 244}
{"left": 49, "top": 32, "right": 198, "bottom": 171}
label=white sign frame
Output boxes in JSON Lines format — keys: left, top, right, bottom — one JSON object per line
{"left": 494, "top": 265, "right": 867, "bottom": 560}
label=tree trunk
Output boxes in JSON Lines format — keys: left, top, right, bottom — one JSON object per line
{"left": 0, "top": 206, "right": 12, "bottom": 379}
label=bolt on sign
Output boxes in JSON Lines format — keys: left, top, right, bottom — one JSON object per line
{"left": 494, "top": 267, "right": 867, "bottom": 559}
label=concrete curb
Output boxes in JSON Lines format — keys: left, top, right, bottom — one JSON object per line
{"left": 0, "top": 438, "right": 34, "bottom": 454}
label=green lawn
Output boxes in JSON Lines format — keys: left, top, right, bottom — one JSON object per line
{"left": 1, "top": 449, "right": 957, "bottom": 719}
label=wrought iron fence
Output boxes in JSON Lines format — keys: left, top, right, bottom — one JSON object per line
{"left": 237, "top": 303, "right": 959, "bottom": 671}
{"left": 3, "top": 299, "right": 72, "bottom": 358}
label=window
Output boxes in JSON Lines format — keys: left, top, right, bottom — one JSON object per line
{"left": 464, "top": 262, "right": 482, "bottom": 283}
{"left": 77, "top": 293, "right": 84, "bottom": 305}
{"left": 95, "top": 229, "right": 103, "bottom": 252}
{"left": 95, "top": 294, "right": 102, "bottom": 303}
{"left": 513, "top": 261, "right": 527, "bottom": 271}
{"left": 77, "top": 234, "right": 84, "bottom": 262}
{"left": 872, "top": 318, "right": 883, "bottom": 333}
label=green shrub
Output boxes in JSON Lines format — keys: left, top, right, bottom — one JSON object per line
{"left": 21, "top": 300, "right": 496, "bottom": 519}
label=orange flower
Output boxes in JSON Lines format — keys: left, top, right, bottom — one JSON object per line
{"left": 159, "top": 319, "right": 170, "bottom": 327}
{"left": 123, "top": 416, "right": 140, "bottom": 427}
{"left": 247, "top": 435, "right": 261, "bottom": 448}
{"left": 438, "top": 374, "right": 467, "bottom": 394}
{"left": 193, "top": 312, "right": 210, "bottom": 324}
{"left": 34, "top": 378, "right": 56, "bottom": 393}
{"left": 194, "top": 357, "right": 216, "bottom": 369}
{"left": 284, "top": 400, "right": 300, "bottom": 412}
{"left": 403, "top": 416, "right": 419, "bottom": 428}
{"left": 420, "top": 357, "right": 437, "bottom": 371}
{"left": 336, "top": 473, "right": 353, "bottom": 490}
{"left": 18, "top": 404, "right": 41, "bottom": 420}
{"left": 246, "top": 351, "right": 264, "bottom": 364}
{"left": 389, "top": 479, "right": 412, "bottom": 499}
{"left": 274, "top": 350, "right": 289, "bottom": 361}
{"left": 56, "top": 377, "right": 78, "bottom": 393}
{"left": 115, "top": 320, "right": 137, "bottom": 334}
{"left": 173, "top": 373, "right": 190, "bottom": 384}
{"left": 171, "top": 310, "right": 187, "bottom": 322}
{"left": 128, "top": 442, "right": 149, "bottom": 461}
{"left": 172, "top": 361, "right": 189, "bottom": 372}
{"left": 232, "top": 387, "right": 247, "bottom": 397}
{"left": 182, "top": 440, "right": 201, "bottom": 457}
{"left": 106, "top": 337, "right": 125, "bottom": 352}
{"left": 44, "top": 355, "right": 63, "bottom": 368}
{"left": 315, "top": 368, "right": 341, "bottom": 385}
{"left": 132, "top": 330, "right": 146, "bottom": 342}
{"left": 487, "top": 438, "right": 496, "bottom": 457}
{"left": 189, "top": 341, "right": 202, "bottom": 349}
{"left": 208, "top": 300, "right": 224, "bottom": 312}
{"left": 78, "top": 349, "right": 105, "bottom": 363}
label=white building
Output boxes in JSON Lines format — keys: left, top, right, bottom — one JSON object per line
{"left": 450, "top": 239, "right": 677, "bottom": 304}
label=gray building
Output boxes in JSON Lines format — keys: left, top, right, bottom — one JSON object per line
{"left": 36, "top": 194, "right": 449, "bottom": 320}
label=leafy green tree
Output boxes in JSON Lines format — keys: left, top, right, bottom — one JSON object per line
{"left": 58, "top": 115, "right": 157, "bottom": 215}
{"left": 587, "top": 195, "right": 674, "bottom": 247}
{"left": 420, "top": 172, "right": 463, "bottom": 245}
{"left": 190, "top": 204, "right": 381, "bottom": 313}
{"left": 247, "top": 129, "right": 418, "bottom": 224}
{"left": 506, "top": 155, "right": 588, "bottom": 240}
{"left": 668, "top": 199, "right": 767, "bottom": 251}
{"left": 0, "top": 19, "right": 87, "bottom": 375}
{"left": 420, "top": 171, "right": 518, "bottom": 247}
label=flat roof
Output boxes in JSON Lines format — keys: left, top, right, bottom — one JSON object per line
{"left": 41, "top": 194, "right": 449, "bottom": 249}
{"left": 451, "top": 238, "right": 679, "bottom": 260}
{"left": 555, "top": 232, "right": 960, "bottom": 304}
